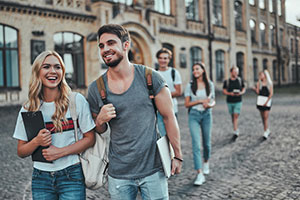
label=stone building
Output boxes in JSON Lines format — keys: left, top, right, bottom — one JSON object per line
{"left": 0, "top": 0, "right": 299, "bottom": 106}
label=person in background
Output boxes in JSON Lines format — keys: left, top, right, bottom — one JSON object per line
{"left": 13, "top": 50, "right": 95, "bottom": 200}
{"left": 184, "top": 63, "right": 215, "bottom": 186}
{"left": 223, "top": 66, "right": 245, "bottom": 137}
{"left": 156, "top": 48, "right": 182, "bottom": 136}
{"left": 252, "top": 70, "right": 273, "bottom": 139}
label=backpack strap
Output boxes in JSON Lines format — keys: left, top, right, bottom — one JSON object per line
{"left": 145, "top": 66, "right": 157, "bottom": 112}
{"left": 96, "top": 75, "right": 108, "bottom": 105}
{"left": 171, "top": 68, "right": 175, "bottom": 82}
{"left": 69, "top": 92, "right": 79, "bottom": 142}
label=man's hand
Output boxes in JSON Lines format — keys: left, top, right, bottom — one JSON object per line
{"left": 171, "top": 158, "right": 182, "bottom": 175}
{"left": 96, "top": 103, "right": 116, "bottom": 126}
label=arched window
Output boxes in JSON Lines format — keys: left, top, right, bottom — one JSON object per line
{"left": 236, "top": 52, "right": 244, "bottom": 79}
{"left": 263, "top": 58, "right": 268, "bottom": 70}
{"left": 0, "top": 24, "right": 19, "bottom": 88}
{"left": 234, "top": 1, "right": 243, "bottom": 31}
{"left": 215, "top": 50, "right": 225, "bottom": 82}
{"left": 269, "top": 0, "right": 273, "bottom": 12}
{"left": 253, "top": 58, "right": 258, "bottom": 81}
{"left": 185, "top": 0, "right": 199, "bottom": 21}
{"left": 291, "top": 38, "right": 294, "bottom": 53}
{"left": 270, "top": 25, "right": 275, "bottom": 46}
{"left": 250, "top": 19, "right": 256, "bottom": 43}
{"left": 259, "top": 0, "right": 265, "bottom": 9}
{"left": 154, "top": 0, "right": 171, "bottom": 15}
{"left": 190, "top": 47, "right": 202, "bottom": 75}
{"left": 54, "top": 32, "right": 85, "bottom": 89}
{"left": 213, "top": 0, "right": 223, "bottom": 26}
{"left": 272, "top": 60, "right": 277, "bottom": 81}
{"left": 277, "top": 0, "right": 282, "bottom": 16}
{"left": 260, "top": 22, "right": 266, "bottom": 45}
{"left": 249, "top": 0, "right": 255, "bottom": 6}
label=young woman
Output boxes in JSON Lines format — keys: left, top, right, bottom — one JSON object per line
{"left": 252, "top": 70, "right": 273, "bottom": 139}
{"left": 184, "top": 63, "right": 215, "bottom": 186}
{"left": 13, "top": 51, "right": 95, "bottom": 200}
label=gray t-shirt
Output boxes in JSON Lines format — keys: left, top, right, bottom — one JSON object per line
{"left": 87, "top": 65, "right": 165, "bottom": 179}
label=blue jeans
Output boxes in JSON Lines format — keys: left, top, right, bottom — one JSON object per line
{"left": 188, "top": 109, "right": 212, "bottom": 170}
{"left": 157, "top": 112, "right": 178, "bottom": 137}
{"left": 108, "top": 171, "right": 168, "bottom": 200}
{"left": 31, "top": 163, "right": 85, "bottom": 200}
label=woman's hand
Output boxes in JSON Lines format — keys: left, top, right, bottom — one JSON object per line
{"left": 42, "top": 145, "right": 62, "bottom": 161}
{"left": 34, "top": 129, "right": 52, "bottom": 147}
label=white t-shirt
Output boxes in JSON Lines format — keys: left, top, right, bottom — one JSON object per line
{"left": 157, "top": 67, "right": 182, "bottom": 113}
{"left": 13, "top": 93, "right": 95, "bottom": 172}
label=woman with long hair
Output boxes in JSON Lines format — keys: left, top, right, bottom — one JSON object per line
{"left": 252, "top": 69, "right": 273, "bottom": 139}
{"left": 13, "top": 50, "right": 95, "bottom": 199}
{"left": 184, "top": 63, "right": 215, "bottom": 186}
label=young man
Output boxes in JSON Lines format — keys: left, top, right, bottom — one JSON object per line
{"left": 223, "top": 66, "right": 245, "bottom": 137}
{"left": 87, "top": 24, "right": 182, "bottom": 200}
{"left": 156, "top": 48, "right": 182, "bottom": 136}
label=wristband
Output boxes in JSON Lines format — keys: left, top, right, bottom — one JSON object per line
{"left": 174, "top": 157, "right": 183, "bottom": 162}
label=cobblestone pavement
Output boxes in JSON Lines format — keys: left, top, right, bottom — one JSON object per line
{"left": 1, "top": 91, "right": 299, "bottom": 200}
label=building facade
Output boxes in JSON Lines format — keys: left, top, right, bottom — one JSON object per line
{"left": 0, "top": 0, "right": 299, "bottom": 106}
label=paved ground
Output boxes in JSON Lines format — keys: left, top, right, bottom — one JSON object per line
{"left": 1, "top": 89, "right": 300, "bottom": 200}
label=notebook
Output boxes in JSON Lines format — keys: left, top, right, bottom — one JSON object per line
{"left": 256, "top": 95, "right": 272, "bottom": 107}
{"left": 157, "top": 136, "right": 174, "bottom": 178}
{"left": 21, "top": 111, "right": 52, "bottom": 163}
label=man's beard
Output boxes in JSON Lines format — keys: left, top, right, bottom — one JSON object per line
{"left": 104, "top": 55, "right": 124, "bottom": 68}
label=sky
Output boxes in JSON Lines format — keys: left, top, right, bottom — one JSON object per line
{"left": 285, "top": 0, "right": 300, "bottom": 26}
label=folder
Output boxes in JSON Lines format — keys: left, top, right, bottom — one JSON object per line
{"left": 21, "top": 111, "right": 52, "bottom": 163}
{"left": 157, "top": 136, "right": 174, "bottom": 178}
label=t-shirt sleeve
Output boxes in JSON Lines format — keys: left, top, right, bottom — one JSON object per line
{"left": 152, "top": 69, "right": 167, "bottom": 96}
{"left": 184, "top": 83, "right": 192, "bottom": 97}
{"left": 174, "top": 69, "right": 182, "bottom": 85}
{"left": 241, "top": 79, "right": 245, "bottom": 88}
{"left": 223, "top": 80, "right": 227, "bottom": 89}
{"left": 87, "top": 81, "right": 103, "bottom": 115}
{"left": 77, "top": 93, "right": 96, "bottom": 134}
{"left": 13, "top": 107, "right": 29, "bottom": 141}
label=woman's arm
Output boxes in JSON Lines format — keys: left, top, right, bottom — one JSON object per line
{"left": 42, "top": 129, "right": 95, "bottom": 161}
{"left": 184, "top": 96, "right": 209, "bottom": 108}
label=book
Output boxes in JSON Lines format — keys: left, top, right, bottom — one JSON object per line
{"left": 256, "top": 95, "right": 272, "bottom": 107}
{"left": 157, "top": 136, "right": 174, "bottom": 178}
{"left": 21, "top": 111, "right": 52, "bottom": 163}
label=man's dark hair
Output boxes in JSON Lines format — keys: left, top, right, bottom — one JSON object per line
{"left": 156, "top": 48, "right": 172, "bottom": 59}
{"left": 97, "top": 24, "right": 130, "bottom": 43}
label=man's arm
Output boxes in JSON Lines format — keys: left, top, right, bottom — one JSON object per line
{"left": 92, "top": 103, "right": 116, "bottom": 134}
{"left": 155, "top": 87, "right": 182, "bottom": 175}
{"left": 171, "top": 84, "right": 182, "bottom": 98}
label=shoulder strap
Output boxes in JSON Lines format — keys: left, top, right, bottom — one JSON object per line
{"left": 171, "top": 68, "right": 175, "bottom": 82}
{"left": 145, "top": 66, "right": 157, "bottom": 112}
{"left": 96, "top": 75, "right": 108, "bottom": 105}
{"left": 69, "top": 92, "right": 79, "bottom": 142}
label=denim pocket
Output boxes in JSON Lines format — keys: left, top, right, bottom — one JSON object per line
{"left": 32, "top": 169, "right": 41, "bottom": 180}
{"left": 66, "top": 165, "right": 84, "bottom": 182}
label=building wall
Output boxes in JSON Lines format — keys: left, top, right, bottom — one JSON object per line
{"left": 0, "top": 0, "right": 299, "bottom": 106}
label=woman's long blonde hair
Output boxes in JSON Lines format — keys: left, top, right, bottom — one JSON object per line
{"left": 259, "top": 69, "right": 273, "bottom": 89}
{"left": 24, "top": 50, "right": 71, "bottom": 132}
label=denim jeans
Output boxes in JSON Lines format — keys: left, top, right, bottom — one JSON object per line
{"left": 31, "top": 163, "right": 85, "bottom": 200}
{"left": 188, "top": 109, "right": 212, "bottom": 170}
{"left": 157, "top": 112, "right": 178, "bottom": 137}
{"left": 108, "top": 171, "right": 168, "bottom": 200}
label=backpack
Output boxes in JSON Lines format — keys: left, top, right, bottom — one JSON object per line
{"left": 69, "top": 92, "right": 109, "bottom": 190}
{"left": 226, "top": 77, "right": 242, "bottom": 90}
{"left": 155, "top": 67, "right": 176, "bottom": 82}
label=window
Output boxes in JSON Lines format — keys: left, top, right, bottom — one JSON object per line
{"left": 185, "top": 0, "right": 199, "bottom": 21}
{"left": 250, "top": 19, "right": 256, "bottom": 43}
{"left": 291, "top": 38, "right": 294, "bottom": 53}
{"left": 277, "top": 0, "right": 281, "bottom": 16}
{"left": 213, "top": 0, "right": 223, "bottom": 26}
{"left": 113, "top": 0, "right": 133, "bottom": 6}
{"left": 190, "top": 47, "right": 203, "bottom": 73}
{"left": 272, "top": 60, "right": 277, "bottom": 81}
{"left": 270, "top": 25, "right": 275, "bottom": 46}
{"left": 260, "top": 22, "right": 266, "bottom": 45}
{"left": 215, "top": 50, "right": 225, "bottom": 82}
{"left": 259, "top": 0, "right": 265, "bottom": 9}
{"left": 236, "top": 52, "right": 244, "bottom": 79}
{"left": 292, "top": 64, "right": 296, "bottom": 82}
{"left": 54, "top": 32, "right": 85, "bottom": 88}
{"left": 249, "top": 0, "right": 255, "bottom": 6}
{"left": 263, "top": 59, "right": 268, "bottom": 70}
{"left": 253, "top": 58, "right": 258, "bottom": 81}
{"left": 281, "top": 62, "right": 285, "bottom": 81}
{"left": 234, "top": 1, "right": 243, "bottom": 31}
{"left": 269, "top": 0, "right": 273, "bottom": 12}
{"left": 279, "top": 28, "right": 283, "bottom": 46}
{"left": 154, "top": 0, "right": 171, "bottom": 15}
{"left": 0, "top": 24, "right": 19, "bottom": 88}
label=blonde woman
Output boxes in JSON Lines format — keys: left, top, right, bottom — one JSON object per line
{"left": 252, "top": 70, "right": 273, "bottom": 139}
{"left": 13, "top": 51, "right": 95, "bottom": 200}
